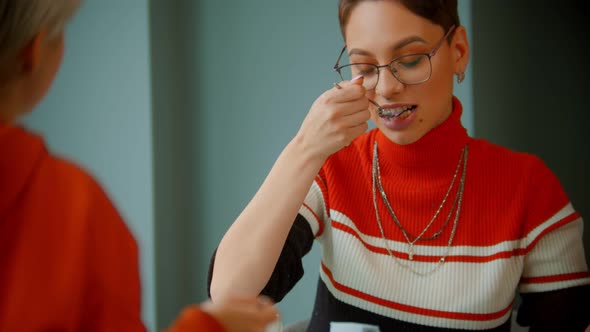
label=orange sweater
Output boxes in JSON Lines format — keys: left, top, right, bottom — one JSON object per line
{"left": 0, "top": 125, "right": 224, "bottom": 332}
{"left": 294, "top": 97, "right": 590, "bottom": 331}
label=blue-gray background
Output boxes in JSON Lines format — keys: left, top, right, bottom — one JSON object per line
{"left": 22, "top": 0, "right": 588, "bottom": 330}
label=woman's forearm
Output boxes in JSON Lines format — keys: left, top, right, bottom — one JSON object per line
{"left": 210, "top": 136, "right": 325, "bottom": 300}
{"left": 211, "top": 77, "right": 369, "bottom": 300}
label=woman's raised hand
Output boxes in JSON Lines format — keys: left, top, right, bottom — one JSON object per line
{"left": 295, "top": 75, "right": 370, "bottom": 161}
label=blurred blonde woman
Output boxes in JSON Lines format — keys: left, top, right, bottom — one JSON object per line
{"left": 0, "top": 1, "right": 277, "bottom": 331}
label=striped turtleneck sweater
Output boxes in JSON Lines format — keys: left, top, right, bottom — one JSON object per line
{"left": 208, "top": 97, "right": 590, "bottom": 331}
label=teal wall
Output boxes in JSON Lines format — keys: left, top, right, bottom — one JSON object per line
{"left": 456, "top": 0, "right": 473, "bottom": 134}
{"left": 150, "top": 0, "right": 201, "bottom": 327}
{"left": 22, "top": 0, "right": 156, "bottom": 330}
{"left": 193, "top": 0, "right": 345, "bottom": 326}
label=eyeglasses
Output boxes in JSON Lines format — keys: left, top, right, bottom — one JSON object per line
{"left": 333, "top": 25, "right": 456, "bottom": 90}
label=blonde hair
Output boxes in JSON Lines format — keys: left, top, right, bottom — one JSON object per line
{"left": 0, "top": 0, "right": 81, "bottom": 70}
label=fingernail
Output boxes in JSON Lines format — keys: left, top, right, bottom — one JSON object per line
{"left": 351, "top": 75, "right": 364, "bottom": 82}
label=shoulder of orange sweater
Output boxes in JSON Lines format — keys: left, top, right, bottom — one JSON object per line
{"left": 30, "top": 151, "right": 141, "bottom": 273}
{"left": 469, "top": 137, "right": 569, "bottom": 200}
{"left": 40, "top": 153, "right": 135, "bottom": 233}
{"left": 469, "top": 136, "right": 535, "bottom": 159}
{"left": 165, "top": 305, "right": 226, "bottom": 332}
{"left": 5, "top": 132, "right": 145, "bottom": 331}
{"left": 473, "top": 139, "right": 575, "bottom": 231}
{"left": 522, "top": 153, "right": 573, "bottom": 234}
{"left": 55, "top": 151, "right": 146, "bottom": 332}
{"left": 467, "top": 136, "right": 547, "bottom": 174}
{"left": 40, "top": 152, "right": 108, "bottom": 196}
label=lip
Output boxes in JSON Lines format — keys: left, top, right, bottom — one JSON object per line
{"left": 377, "top": 103, "right": 418, "bottom": 131}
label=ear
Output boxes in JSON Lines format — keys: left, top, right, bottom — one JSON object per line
{"left": 451, "top": 25, "right": 470, "bottom": 75}
{"left": 18, "top": 30, "right": 48, "bottom": 74}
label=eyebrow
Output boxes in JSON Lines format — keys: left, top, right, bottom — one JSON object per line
{"left": 348, "top": 36, "right": 428, "bottom": 57}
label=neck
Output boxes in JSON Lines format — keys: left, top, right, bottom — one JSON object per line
{"left": 376, "top": 97, "right": 468, "bottom": 169}
{"left": 0, "top": 82, "right": 32, "bottom": 125}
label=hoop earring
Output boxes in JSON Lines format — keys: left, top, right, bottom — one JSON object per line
{"left": 457, "top": 72, "right": 465, "bottom": 84}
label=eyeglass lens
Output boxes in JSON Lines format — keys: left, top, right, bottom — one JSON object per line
{"left": 338, "top": 54, "right": 432, "bottom": 89}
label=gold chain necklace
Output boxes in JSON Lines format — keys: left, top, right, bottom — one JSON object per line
{"left": 376, "top": 146, "right": 465, "bottom": 254}
{"left": 371, "top": 141, "right": 468, "bottom": 276}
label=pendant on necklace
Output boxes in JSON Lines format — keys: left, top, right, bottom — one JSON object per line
{"left": 408, "top": 244, "right": 415, "bottom": 260}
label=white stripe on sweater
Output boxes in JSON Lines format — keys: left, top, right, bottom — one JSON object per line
{"left": 301, "top": 184, "right": 589, "bottom": 327}
{"left": 329, "top": 209, "right": 523, "bottom": 259}
{"left": 319, "top": 216, "right": 519, "bottom": 319}
{"left": 319, "top": 267, "right": 513, "bottom": 330}
{"left": 300, "top": 180, "right": 328, "bottom": 237}
{"left": 520, "top": 214, "right": 590, "bottom": 292}
{"left": 314, "top": 207, "right": 589, "bottom": 329}
{"left": 524, "top": 203, "right": 576, "bottom": 247}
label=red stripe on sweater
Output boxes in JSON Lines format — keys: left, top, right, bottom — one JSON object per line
{"left": 523, "top": 212, "right": 581, "bottom": 254}
{"left": 521, "top": 271, "right": 590, "bottom": 284}
{"left": 314, "top": 175, "right": 329, "bottom": 237}
{"left": 332, "top": 221, "right": 526, "bottom": 263}
{"left": 302, "top": 202, "right": 324, "bottom": 238}
{"left": 331, "top": 211, "right": 581, "bottom": 263}
{"left": 321, "top": 262, "right": 513, "bottom": 321}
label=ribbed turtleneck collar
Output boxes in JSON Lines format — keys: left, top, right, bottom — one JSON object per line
{"left": 375, "top": 96, "right": 469, "bottom": 176}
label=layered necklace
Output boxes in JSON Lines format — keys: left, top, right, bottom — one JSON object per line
{"left": 371, "top": 140, "right": 468, "bottom": 276}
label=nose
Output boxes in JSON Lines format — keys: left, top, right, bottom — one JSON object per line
{"left": 374, "top": 66, "right": 404, "bottom": 99}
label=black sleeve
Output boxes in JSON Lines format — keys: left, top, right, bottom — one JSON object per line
{"left": 207, "top": 214, "right": 315, "bottom": 302}
{"left": 516, "top": 285, "right": 590, "bottom": 332}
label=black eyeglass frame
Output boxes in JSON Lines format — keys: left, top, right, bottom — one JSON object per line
{"left": 333, "top": 25, "right": 456, "bottom": 88}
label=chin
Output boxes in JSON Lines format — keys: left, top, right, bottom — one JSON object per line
{"left": 382, "top": 129, "right": 423, "bottom": 146}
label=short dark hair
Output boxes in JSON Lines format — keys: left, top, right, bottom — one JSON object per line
{"left": 338, "top": 0, "right": 459, "bottom": 39}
